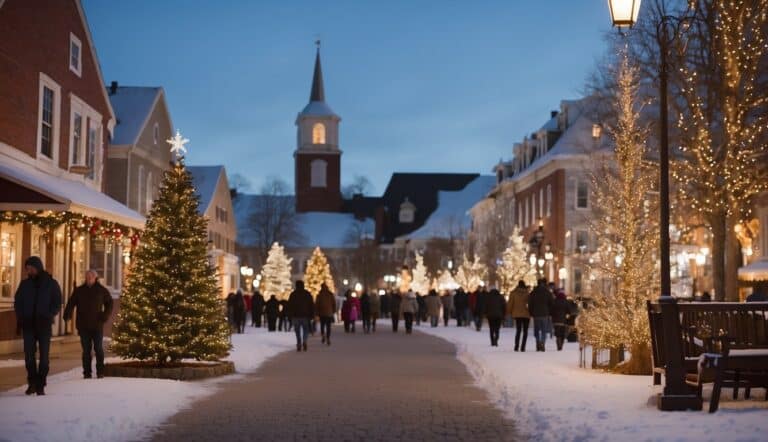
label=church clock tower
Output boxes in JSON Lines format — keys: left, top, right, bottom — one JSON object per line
{"left": 295, "top": 44, "right": 342, "bottom": 213}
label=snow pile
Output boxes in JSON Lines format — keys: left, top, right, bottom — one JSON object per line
{"left": 419, "top": 326, "right": 768, "bottom": 442}
{"left": 0, "top": 327, "right": 292, "bottom": 442}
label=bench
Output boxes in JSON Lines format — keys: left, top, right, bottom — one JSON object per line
{"left": 647, "top": 298, "right": 768, "bottom": 412}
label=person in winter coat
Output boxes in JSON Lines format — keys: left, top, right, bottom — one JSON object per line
{"left": 233, "top": 290, "right": 246, "bottom": 334}
{"left": 453, "top": 289, "right": 468, "bottom": 326}
{"left": 425, "top": 290, "right": 442, "bottom": 327}
{"left": 14, "top": 256, "right": 62, "bottom": 396}
{"left": 360, "top": 291, "right": 373, "bottom": 333}
{"left": 226, "top": 292, "right": 235, "bottom": 328}
{"left": 265, "top": 295, "right": 279, "bottom": 331}
{"left": 506, "top": 280, "right": 531, "bottom": 351}
{"left": 315, "top": 283, "right": 336, "bottom": 345}
{"left": 440, "top": 291, "right": 454, "bottom": 326}
{"left": 474, "top": 287, "right": 488, "bottom": 331}
{"left": 468, "top": 290, "right": 477, "bottom": 326}
{"left": 369, "top": 291, "right": 381, "bottom": 332}
{"left": 341, "top": 291, "right": 360, "bottom": 333}
{"left": 529, "top": 278, "right": 554, "bottom": 351}
{"left": 400, "top": 290, "right": 418, "bottom": 334}
{"left": 380, "top": 291, "right": 390, "bottom": 319}
{"left": 416, "top": 293, "right": 426, "bottom": 326}
{"left": 278, "top": 299, "right": 290, "bottom": 332}
{"left": 484, "top": 289, "right": 506, "bottom": 346}
{"left": 251, "top": 290, "right": 264, "bottom": 327}
{"left": 390, "top": 291, "right": 402, "bottom": 332}
{"left": 550, "top": 290, "right": 569, "bottom": 351}
{"left": 63, "top": 270, "right": 113, "bottom": 379}
{"left": 288, "top": 280, "right": 314, "bottom": 352}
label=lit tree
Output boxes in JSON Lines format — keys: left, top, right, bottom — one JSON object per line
{"left": 496, "top": 226, "right": 537, "bottom": 292}
{"left": 398, "top": 265, "right": 412, "bottom": 294}
{"left": 303, "top": 246, "right": 335, "bottom": 297}
{"left": 670, "top": 0, "right": 768, "bottom": 300}
{"left": 580, "top": 53, "right": 658, "bottom": 375}
{"left": 410, "top": 252, "right": 431, "bottom": 295}
{"left": 454, "top": 253, "right": 488, "bottom": 292}
{"left": 112, "top": 132, "right": 230, "bottom": 364}
{"left": 436, "top": 269, "right": 458, "bottom": 291}
{"left": 260, "top": 242, "right": 293, "bottom": 300}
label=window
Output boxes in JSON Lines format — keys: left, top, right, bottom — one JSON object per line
{"left": 576, "top": 230, "right": 589, "bottom": 252}
{"left": 69, "top": 95, "right": 103, "bottom": 182}
{"left": 137, "top": 165, "right": 145, "bottom": 214}
{"left": 312, "top": 123, "right": 326, "bottom": 144}
{"left": 547, "top": 184, "right": 552, "bottom": 216}
{"left": 71, "top": 112, "right": 82, "bottom": 165}
{"left": 310, "top": 159, "right": 327, "bottom": 188}
{"left": 86, "top": 123, "right": 98, "bottom": 180}
{"left": 532, "top": 197, "right": 537, "bottom": 224}
{"left": 0, "top": 225, "right": 19, "bottom": 299}
{"left": 539, "top": 188, "right": 544, "bottom": 218}
{"left": 90, "top": 238, "right": 120, "bottom": 291}
{"left": 153, "top": 123, "right": 159, "bottom": 145}
{"left": 38, "top": 77, "right": 60, "bottom": 161}
{"left": 69, "top": 33, "right": 82, "bottom": 76}
{"left": 145, "top": 172, "right": 153, "bottom": 212}
{"left": 573, "top": 268, "right": 583, "bottom": 295}
{"left": 576, "top": 180, "right": 589, "bottom": 209}
{"left": 399, "top": 199, "right": 416, "bottom": 224}
{"left": 517, "top": 202, "right": 521, "bottom": 227}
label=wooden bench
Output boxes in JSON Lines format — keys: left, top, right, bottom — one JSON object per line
{"left": 647, "top": 298, "right": 768, "bottom": 412}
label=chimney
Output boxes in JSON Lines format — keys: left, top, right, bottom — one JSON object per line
{"left": 109, "top": 81, "right": 118, "bottom": 95}
{"left": 550, "top": 110, "right": 558, "bottom": 119}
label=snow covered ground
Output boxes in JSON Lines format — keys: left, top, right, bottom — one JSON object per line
{"left": 419, "top": 325, "right": 768, "bottom": 442}
{"left": 0, "top": 328, "right": 293, "bottom": 442}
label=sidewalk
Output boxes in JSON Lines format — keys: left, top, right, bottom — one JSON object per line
{"left": 0, "top": 336, "right": 110, "bottom": 391}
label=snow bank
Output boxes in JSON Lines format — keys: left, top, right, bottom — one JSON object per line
{"left": 0, "top": 327, "right": 293, "bottom": 442}
{"left": 419, "top": 325, "right": 768, "bottom": 442}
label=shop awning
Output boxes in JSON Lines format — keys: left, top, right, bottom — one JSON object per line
{"left": 739, "top": 259, "right": 768, "bottom": 283}
{"left": 0, "top": 161, "right": 145, "bottom": 229}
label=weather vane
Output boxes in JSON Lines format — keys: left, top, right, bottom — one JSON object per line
{"left": 315, "top": 36, "right": 321, "bottom": 50}
{"left": 167, "top": 130, "right": 189, "bottom": 158}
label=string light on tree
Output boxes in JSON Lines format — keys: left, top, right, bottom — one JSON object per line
{"left": 259, "top": 242, "right": 293, "bottom": 300}
{"left": 303, "top": 246, "right": 335, "bottom": 297}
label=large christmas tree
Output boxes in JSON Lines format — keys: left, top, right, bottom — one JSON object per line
{"left": 410, "top": 252, "right": 431, "bottom": 295}
{"left": 304, "top": 246, "right": 335, "bottom": 297}
{"left": 112, "top": 132, "right": 230, "bottom": 364}
{"left": 260, "top": 242, "right": 293, "bottom": 300}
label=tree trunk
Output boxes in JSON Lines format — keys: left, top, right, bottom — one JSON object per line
{"left": 724, "top": 215, "right": 743, "bottom": 301}
{"left": 710, "top": 213, "right": 727, "bottom": 301}
{"left": 615, "top": 342, "right": 652, "bottom": 375}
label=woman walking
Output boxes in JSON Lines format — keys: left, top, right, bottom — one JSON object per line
{"left": 341, "top": 291, "right": 359, "bottom": 333}
{"left": 507, "top": 280, "right": 530, "bottom": 352}
{"left": 425, "top": 290, "right": 442, "bottom": 327}
{"left": 551, "top": 289, "right": 569, "bottom": 351}
{"left": 401, "top": 290, "right": 418, "bottom": 334}
{"left": 485, "top": 289, "right": 506, "bottom": 347}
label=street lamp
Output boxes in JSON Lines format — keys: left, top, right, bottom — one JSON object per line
{"left": 607, "top": 0, "right": 642, "bottom": 28}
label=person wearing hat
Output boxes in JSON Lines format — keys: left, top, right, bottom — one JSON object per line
{"left": 14, "top": 256, "right": 62, "bottom": 395}
{"left": 64, "top": 270, "right": 114, "bottom": 378}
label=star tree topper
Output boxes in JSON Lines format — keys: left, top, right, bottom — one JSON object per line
{"left": 167, "top": 130, "right": 190, "bottom": 159}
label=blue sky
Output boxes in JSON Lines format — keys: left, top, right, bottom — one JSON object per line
{"left": 83, "top": 0, "right": 613, "bottom": 194}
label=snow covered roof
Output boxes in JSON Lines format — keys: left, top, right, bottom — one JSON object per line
{"left": 187, "top": 166, "right": 224, "bottom": 214}
{"left": 403, "top": 175, "right": 496, "bottom": 240}
{"left": 0, "top": 160, "right": 145, "bottom": 228}
{"left": 108, "top": 86, "right": 162, "bottom": 145}
{"left": 232, "top": 193, "right": 373, "bottom": 249}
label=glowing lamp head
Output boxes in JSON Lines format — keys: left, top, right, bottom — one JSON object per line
{"left": 608, "top": 0, "right": 641, "bottom": 28}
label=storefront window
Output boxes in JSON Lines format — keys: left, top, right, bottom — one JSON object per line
{"left": 1, "top": 227, "right": 18, "bottom": 299}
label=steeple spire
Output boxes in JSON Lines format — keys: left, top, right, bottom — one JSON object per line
{"left": 310, "top": 41, "right": 325, "bottom": 102}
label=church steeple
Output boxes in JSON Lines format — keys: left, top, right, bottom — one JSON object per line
{"left": 310, "top": 43, "right": 325, "bottom": 102}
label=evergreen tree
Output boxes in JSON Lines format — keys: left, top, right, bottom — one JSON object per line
{"left": 304, "top": 246, "right": 335, "bottom": 297}
{"left": 260, "top": 242, "right": 293, "bottom": 300}
{"left": 410, "top": 252, "right": 431, "bottom": 295}
{"left": 112, "top": 142, "right": 230, "bottom": 364}
{"left": 497, "top": 226, "right": 537, "bottom": 292}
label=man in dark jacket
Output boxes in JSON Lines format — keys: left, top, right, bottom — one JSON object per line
{"left": 287, "top": 280, "right": 314, "bottom": 352}
{"left": 529, "top": 278, "right": 554, "bottom": 351}
{"left": 474, "top": 287, "right": 488, "bottom": 331}
{"left": 315, "top": 283, "right": 336, "bottom": 345}
{"left": 454, "top": 288, "right": 468, "bottom": 326}
{"left": 390, "top": 291, "right": 402, "bottom": 332}
{"left": 14, "top": 256, "right": 62, "bottom": 395}
{"left": 251, "top": 290, "right": 264, "bottom": 327}
{"left": 63, "top": 270, "right": 113, "bottom": 379}
{"left": 484, "top": 289, "right": 506, "bottom": 346}
{"left": 265, "top": 295, "right": 279, "bottom": 331}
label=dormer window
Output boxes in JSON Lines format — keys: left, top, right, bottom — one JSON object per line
{"left": 312, "top": 122, "right": 326, "bottom": 144}
{"left": 69, "top": 33, "right": 82, "bottom": 77}
{"left": 399, "top": 198, "right": 416, "bottom": 224}
{"left": 310, "top": 159, "right": 327, "bottom": 188}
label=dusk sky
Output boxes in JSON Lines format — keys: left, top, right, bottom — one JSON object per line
{"left": 83, "top": 0, "right": 613, "bottom": 195}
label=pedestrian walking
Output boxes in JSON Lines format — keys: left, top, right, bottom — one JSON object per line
{"left": 425, "top": 290, "right": 441, "bottom": 327}
{"left": 341, "top": 291, "right": 359, "bottom": 333}
{"left": 369, "top": 290, "right": 381, "bottom": 332}
{"left": 401, "top": 290, "right": 418, "bottom": 334}
{"left": 233, "top": 290, "right": 246, "bottom": 334}
{"left": 506, "top": 280, "right": 530, "bottom": 352}
{"left": 251, "top": 290, "right": 264, "bottom": 327}
{"left": 360, "top": 291, "right": 372, "bottom": 333}
{"left": 454, "top": 288, "right": 468, "bottom": 326}
{"left": 551, "top": 289, "right": 569, "bottom": 351}
{"left": 288, "top": 280, "right": 314, "bottom": 352}
{"left": 380, "top": 291, "right": 390, "bottom": 319}
{"left": 63, "top": 270, "right": 113, "bottom": 379}
{"left": 226, "top": 292, "right": 235, "bottom": 328}
{"left": 484, "top": 289, "right": 506, "bottom": 347}
{"left": 315, "top": 283, "right": 335, "bottom": 345}
{"left": 474, "top": 287, "right": 488, "bottom": 331}
{"left": 278, "top": 298, "right": 289, "bottom": 332}
{"left": 265, "top": 295, "right": 279, "bottom": 331}
{"left": 440, "top": 290, "right": 453, "bottom": 326}
{"left": 14, "top": 256, "right": 62, "bottom": 396}
{"left": 529, "top": 278, "right": 553, "bottom": 352}
{"left": 390, "top": 291, "right": 402, "bottom": 332}
{"left": 416, "top": 293, "right": 426, "bottom": 326}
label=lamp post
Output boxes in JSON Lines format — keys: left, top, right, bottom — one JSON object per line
{"left": 529, "top": 220, "right": 546, "bottom": 278}
{"left": 608, "top": 0, "right": 703, "bottom": 411}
